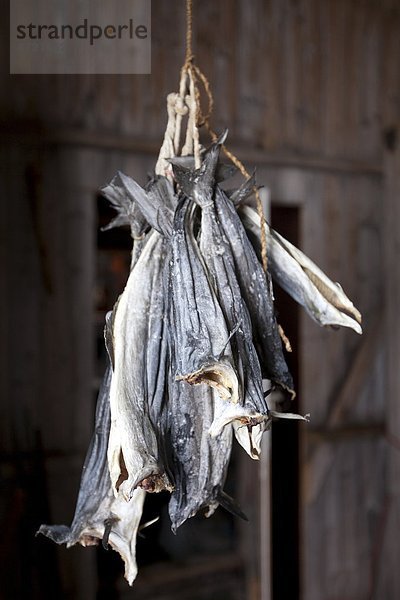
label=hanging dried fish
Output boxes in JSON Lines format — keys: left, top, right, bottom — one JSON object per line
{"left": 239, "top": 205, "right": 362, "bottom": 334}
{"left": 169, "top": 196, "right": 240, "bottom": 400}
{"left": 118, "top": 172, "right": 237, "bottom": 526}
{"left": 169, "top": 154, "right": 238, "bottom": 183}
{"left": 119, "top": 171, "right": 240, "bottom": 403}
{"left": 172, "top": 144, "right": 269, "bottom": 458}
{"left": 166, "top": 358, "right": 233, "bottom": 531}
{"left": 38, "top": 365, "right": 146, "bottom": 586}
{"left": 107, "top": 227, "right": 172, "bottom": 498}
{"left": 37, "top": 9, "right": 365, "bottom": 587}
{"left": 212, "top": 183, "right": 294, "bottom": 396}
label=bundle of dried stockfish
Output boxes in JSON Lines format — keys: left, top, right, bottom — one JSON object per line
{"left": 38, "top": 132, "right": 362, "bottom": 584}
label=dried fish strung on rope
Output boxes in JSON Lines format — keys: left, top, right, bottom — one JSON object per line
{"left": 38, "top": 136, "right": 361, "bottom": 589}
{"left": 239, "top": 205, "right": 362, "bottom": 334}
{"left": 166, "top": 352, "right": 234, "bottom": 532}
{"left": 105, "top": 178, "right": 173, "bottom": 498}
{"left": 172, "top": 142, "right": 269, "bottom": 458}
{"left": 120, "top": 167, "right": 240, "bottom": 402}
{"left": 37, "top": 4, "right": 363, "bottom": 585}
{"left": 214, "top": 173, "right": 295, "bottom": 396}
{"left": 119, "top": 170, "right": 236, "bottom": 530}
{"left": 38, "top": 365, "right": 146, "bottom": 585}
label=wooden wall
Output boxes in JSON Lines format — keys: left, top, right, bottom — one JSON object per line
{"left": 3, "top": 0, "right": 399, "bottom": 161}
{"left": 1, "top": 0, "right": 400, "bottom": 599}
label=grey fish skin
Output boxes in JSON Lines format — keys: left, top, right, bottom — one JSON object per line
{"left": 115, "top": 173, "right": 234, "bottom": 526}
{"left": 106, "top": 174, "right": 179, "bottom": 497}
{"left": 166, "top": 357, "right": 233, "bottom": 532}
{"left": 168, "top": 196, "right": 239, "bottom": 401}
{"left": 211, "top": 184, "right": 294, "bottom": 396}
{"left": 101, "top": 174, "right": 149, "bottom": 269}
{"left": 173, "top": 146, "right": 270, "bottom": 457}
{"left": 108, "top": 230, "right": 172, "bottom": 499}
{"left": 118, "top": 171, "right": 175, "bottom": 237}
{"left": 239, "top": 205, "right": 362, "bottom": 334}
{"left": 168, "top": 155, "right": 238, "bottom": 183}
{"left": 38, "top": 365, "right": 146, "bottom": 586}
{"left": 115, "top": 173, "right": 235, "bottom": 525}
{"left": 226, "top": 171, "right": 258, "bottom": 208}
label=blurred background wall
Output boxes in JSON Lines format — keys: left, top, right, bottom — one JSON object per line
{"left": 1, "top": 0, "right": 400, "bottom": 598}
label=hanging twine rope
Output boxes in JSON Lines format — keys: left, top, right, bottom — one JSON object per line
{"left": 178, "top": 0, "right": 269, "bottom": 273}
{"left": 156, "top": 0, "right": 291, "bottom": 352}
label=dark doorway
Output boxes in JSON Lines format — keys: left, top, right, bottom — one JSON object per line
{"left": 270, "top": 205, "right": 301, "bottom": 600}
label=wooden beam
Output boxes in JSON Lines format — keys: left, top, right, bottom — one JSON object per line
{"left": 1, "top": 123, "right": 383, "bottom": 177}
{"left": 304, "top": 314, "right": 382, "bottom": 503}
{"left": 326, "top": 315, "right": 382, "bottom": 429}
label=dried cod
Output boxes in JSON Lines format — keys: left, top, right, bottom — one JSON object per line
{"left": 239, "top": 205, "right": 362, "bottom": 334}
{"left": 107, "top": 228, "right": 172, "bottom": 498}
{"left": 119, "top": 171, "right": 239, "bottom": 403}
{"left": 39, "top": 126, "right": 361, "bottom": 587}
{"left": 166, "top": 354, "right": 233, "bottom": 531}
{"left": 38, "top": 365, "right": 146, "bottom": 585}
{"left": 118, "top": 172, "right": 236, "bottom": 527}
{"left": 101, "top": 174, "right": 149, "bottom": 269}
{"left": 215, "top": 182, "right": 294, "bottom": 396}
{"left": 172, "top": 144, "right": 269, "bottom": 457}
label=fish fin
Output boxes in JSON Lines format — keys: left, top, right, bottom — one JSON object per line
{"left": 197, "top": 143, "right": 220, "bottom": 197}
{"left": 101, "top": 174, "right": 148, "bottom": 237}
{"left": 168, "top": 156, "right": 194, "bottom": 170}
{"left": 170, "top": 162, "right": 196, "bottom": 197}
{"left": 101, "top": 214, "right": 131, "bottom": 232}
{"left": 269, "top": 410, "right": 310, "bottom": 423}
{"left": 229, "top": 171, "right": 258, "bottom": 207}
{"left": 169, "top": 151, "right": 236, "bottom": 184}
{"left": 217, "top": 490, "right": 249, "bottom": 522}
{"left": 119, "top": 171, "right": 174, "bottom": 236}
{"left": 37, "top": 524, "right": 72, "bottom": 545}
{"left": 172, "top": 132, "right": 228, "bottom": 203}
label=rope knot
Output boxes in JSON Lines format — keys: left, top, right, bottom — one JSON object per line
{"left": 174, "top": 96, "right": 189, "bottom": 116}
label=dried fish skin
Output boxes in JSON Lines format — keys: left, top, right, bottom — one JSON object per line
{"left": 101, "top": 174, "right": 149, "bottom": 270}
{"left": 232, "top": 421, "right": 264, "bottom": 460}
{"left": 226, "top": 171, "right": 258, "bottom": 208}
{"left": 168, "top": 196, "right": 239, "bottom": 402}
{"left": 168, "top": 155, "right": 238, "bottom": 183}
{"left": 118, "top": 171, "right": 175, "bottom": 237}
{"left": 175, "top": 145, "right": 270, "bottom": 457}
{"left": 272, "top": 228, "right": 362, "bottom": 327}
{"left": 101, "top": 175, "right": 147, "bottom": 236}
{"left": 38, "top": 366, "right": 146, "bottom": 586}
{"left": 213, "top": 185, "right": 294, "bottom": 396}
{"left": 40, "top": 491, "right": 146, "bottom": 586}
{"left": 239, "top": 205, "right": 362, "bottom": 334}
{"left": 166, "top": 370, "right": 233, "bottom": 531}
{"left": 107, "top": 231, "right": 172, "bottom": 499}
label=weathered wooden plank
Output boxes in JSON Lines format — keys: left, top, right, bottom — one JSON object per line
{"left": 0, "top": 125, "right": 384, "bottom": 175}
{"left": 3, "top": 0, "right": 397, "bottom": 163}
{"left": 304, "top": 438, "right": 387, "bottom": 600}
{"left": 327, "top": 315, "right": 381, "bottom": 428}
{"left": 235, "top": 0, "right": 269, "bottom": 146}
{"left": 373, "top": 126, "right": 400, "bottom": 599}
